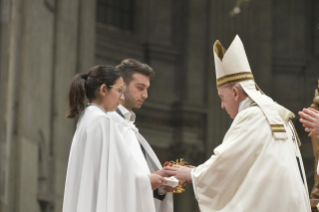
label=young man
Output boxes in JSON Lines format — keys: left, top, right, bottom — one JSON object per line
{"left": 108, "top": 59, "right": 173, "bottom": 212}
{"left": 165, "top": 35, "right": 311, "bottom": 212}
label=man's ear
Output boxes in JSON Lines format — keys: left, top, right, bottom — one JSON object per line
{"left": 232, "top": 87, "right": 240, "bottom": 101}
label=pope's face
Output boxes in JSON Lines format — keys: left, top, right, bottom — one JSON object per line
{"left": 123, "top": 73, "right": 150, "bottom": 110}
{"left": 218, "top": 86, "right": 239, "bottom": 119}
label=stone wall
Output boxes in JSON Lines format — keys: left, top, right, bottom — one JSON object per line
{"left": 271, "top": 0, "right": 319, "bottom": 193}
{"left": 0, "top": 0, "right": 95, "bottom": 211}
{"left": 1, "top": 0, "right": 318, "bottom": 211}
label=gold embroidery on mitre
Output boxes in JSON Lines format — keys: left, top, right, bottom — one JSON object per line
{"left": 270, "top": 124, "right": 286, "bottom": 133}
{"left": 214, "top": 40, "right": 226, "bottom": 60}
{"left": 217, "top": 72, "right": 254, "bottom": 88}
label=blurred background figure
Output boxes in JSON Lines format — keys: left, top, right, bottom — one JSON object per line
{"left": 298, "top": 80, "right": 319, "bottom": 207}
{"left": 1, "top": 0, "right": 319, "bottom": 212}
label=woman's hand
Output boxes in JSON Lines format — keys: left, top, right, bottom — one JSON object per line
{"left": 149, "top": 173, "right": 168, "bottom": 190}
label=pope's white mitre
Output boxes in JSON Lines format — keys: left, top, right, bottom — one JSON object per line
{"left": 213, "top": 35, "right": 295, "bottom": 140}
{"left": 214, "top": 35, "right": 254, "bottom": 88}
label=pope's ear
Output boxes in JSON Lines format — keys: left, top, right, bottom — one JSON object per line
{"left": 232, "top": 86, "right": 240, "bottom": 101}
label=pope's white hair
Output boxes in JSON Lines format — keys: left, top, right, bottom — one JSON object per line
{"left": 225, "top": 83, "right": 247, "bottom": 95}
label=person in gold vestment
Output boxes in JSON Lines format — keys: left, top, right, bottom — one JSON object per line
{"left": 165, "top": 35, "right": 311, "bottom": 212}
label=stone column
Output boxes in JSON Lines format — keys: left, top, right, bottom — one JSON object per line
{"left": 0, "top": 0, "right": 11, "bottom": 210}
{"left": 2, "top": 0, "right": 26, "bottom": 211}
{"left": 51, "top": 0, "right": 96, "bottom": 211}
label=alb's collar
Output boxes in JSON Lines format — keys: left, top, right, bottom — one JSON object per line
{"left": 118, "top": 104, "right": 136, "bottom": 123}
{"left": 238, "top": 97, "right": 253, "bottom": 113}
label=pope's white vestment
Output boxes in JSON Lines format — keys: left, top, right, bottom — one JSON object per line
{"left": 63, "top": 104, "right": 156, "bottom": 212}
{"left": 191, "top": 98, "right": 311, "bottom": 212}
{"left": 108, "top": 105, "right": 173, "bottom": 212}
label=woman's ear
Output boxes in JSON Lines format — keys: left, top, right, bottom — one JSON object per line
{"left": 99, "top": 84, "right": 108, "bottom": 97}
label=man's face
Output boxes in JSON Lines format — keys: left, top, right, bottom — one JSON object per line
{"left": 218, "top": 86, "right": 239, "bottom": 119}
{"left": 123, "top": 73, "right": 150, "bottom": 110}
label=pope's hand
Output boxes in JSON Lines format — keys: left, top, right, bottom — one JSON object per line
{"left": 164, "top": 165, "right": 194, "bottom": 182}
{"left": 149, "top": 173, "right": 168, "bottom": 190}
{"left": 152, "top": 168, "right": 170, "bottom": 177}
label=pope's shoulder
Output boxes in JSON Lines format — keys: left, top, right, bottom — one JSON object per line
{"left": 235, "top": 105, "right": 266, "bottom": 122}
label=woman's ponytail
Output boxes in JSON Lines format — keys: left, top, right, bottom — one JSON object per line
{"left": 65, "top": 65, "right": 121, "bottom": 118}
{"left": 66, "top": 74, "right": 86, "bottom": 119}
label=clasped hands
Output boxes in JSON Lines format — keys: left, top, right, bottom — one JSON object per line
{"left": 149, "top": 165, "right": 195, "bottom": 190}
{"left": 299, "top": 107, "right": 319, "bottom": 134}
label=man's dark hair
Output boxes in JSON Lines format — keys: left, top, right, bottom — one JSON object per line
{"left": 115, "top": 59, "right": 155, "bottom": 85}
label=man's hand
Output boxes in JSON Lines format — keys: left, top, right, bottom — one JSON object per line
{"left": 299, "top": 107, "right": 319, "bottom": 134}
{"left": 164, "top": 165, "right": 194, "bottom": 182}
{"left": 149, "top": 173, "right": 168, "bottom": 190}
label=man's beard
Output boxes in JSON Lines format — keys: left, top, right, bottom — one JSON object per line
{"left": 124, "top": 90, "right": 140, "bottom": 110}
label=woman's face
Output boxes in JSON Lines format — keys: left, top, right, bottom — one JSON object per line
{"left": 102, "top": 77, "right": 126, "bottom": 112}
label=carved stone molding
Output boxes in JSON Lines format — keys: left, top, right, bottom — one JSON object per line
{"left": 43, "top": 0, "right": 56, "bottom": 12}
{"left": 135, "top": 100, "right": 207, "bottom": 163}
{"left": 272, "top": 57, "right": 307, "bottom": 74}
{"left": 37, "top": 131, "right": 54, "bottom": 212}
{"left": 168, "top": 142, "right": 205, "bottom": 166}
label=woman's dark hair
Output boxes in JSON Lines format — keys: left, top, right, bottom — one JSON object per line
{"left": 115, "top": 59, "right": 155, "bottom": 85}
{"left": 66, "top": 65, "right": 121, "bottom": 119}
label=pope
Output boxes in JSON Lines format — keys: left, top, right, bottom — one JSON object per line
{"left": 165, "top": 35, "right": 311, "bottom": 212}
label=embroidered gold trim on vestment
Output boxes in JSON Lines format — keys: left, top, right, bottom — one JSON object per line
{"left": 244, "top": 102, "right": 258, "bottom": 110}
{"left": 217, "top": 72, "right": 254, "bottom": 88}
{"left": 270, "top": 124, "right": 286, "bottom": 133}
{"left": 289, "top": 120, "right": 301, "bottom": 146}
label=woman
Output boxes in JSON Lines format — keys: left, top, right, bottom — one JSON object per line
{"left": 63, "top": 65, "right": 166, "bottom": 212}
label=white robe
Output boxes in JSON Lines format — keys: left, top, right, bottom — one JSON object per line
{"left": 191, "top": 100, "right": 311, "bottom": 212}
{"left": 62, "top": 105, "right": 156, "bottom": 212}
{"left": 108, "top": 109, "right": 174, "bottom": 212}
